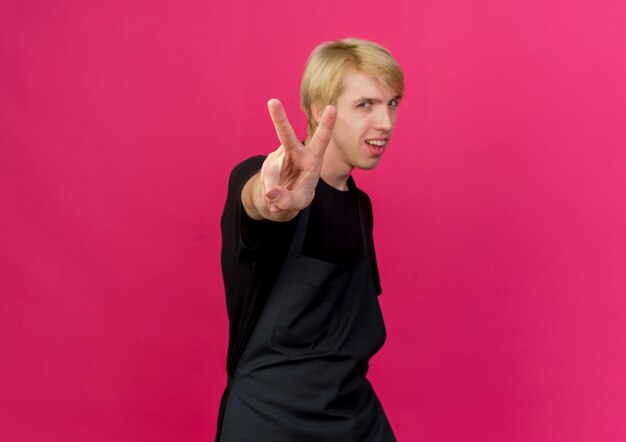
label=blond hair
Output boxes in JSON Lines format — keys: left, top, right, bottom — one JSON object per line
{"left": 300, "top": 38, "right": 404, "bottom": 137}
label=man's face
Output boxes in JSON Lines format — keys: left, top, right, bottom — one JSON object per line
{"left": 326, "top": 70, "right": 401, "bottom": 172}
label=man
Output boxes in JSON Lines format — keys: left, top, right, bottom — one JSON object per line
{"left": 216, "top": 38, "right": 404, "bottom": 441}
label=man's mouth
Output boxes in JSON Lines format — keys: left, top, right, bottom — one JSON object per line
{"left": 365, "top": 139, "right": 387, "bottom": 156}
{"left": 365, "top": 139, "right": 387, "bottom": 147}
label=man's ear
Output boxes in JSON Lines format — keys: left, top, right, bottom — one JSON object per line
{"left": 311, "top": 102, "right": 323, "bottom": 124}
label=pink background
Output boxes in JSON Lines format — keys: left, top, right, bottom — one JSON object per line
{"left": 2, "top": 1, "right": 625, "bottom": 441}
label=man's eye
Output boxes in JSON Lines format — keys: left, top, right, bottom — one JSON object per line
{"left": 357, "top": 101, "right": 371, "bottom": 109}
{"left": 388, "top": 99, "right": 399, "bottom": 109}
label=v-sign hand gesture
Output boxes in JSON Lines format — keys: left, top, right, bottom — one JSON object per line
{"left": 243, "top": 99, "right": 337, "bottom": 222}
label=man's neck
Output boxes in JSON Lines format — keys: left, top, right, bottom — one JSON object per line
{"left": 320, "top": 161, "right": 351, "bottom": 191}
{"left": 305, "top": 135, "right": 352, "bottom": 191}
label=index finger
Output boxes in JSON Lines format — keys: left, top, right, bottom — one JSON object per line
{"left": 267, "top": 99, "right": 300, "bottom": 150}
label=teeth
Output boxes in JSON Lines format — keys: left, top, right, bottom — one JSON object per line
{"left": 366, "top": 140, "right": 386, "bottom": 147}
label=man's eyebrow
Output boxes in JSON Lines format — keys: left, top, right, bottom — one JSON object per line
{"left": 351, "top": 95, "right": 403, "bottom": 104}
{"left": 351, "top": 97, "right": 380, "bottom": 104}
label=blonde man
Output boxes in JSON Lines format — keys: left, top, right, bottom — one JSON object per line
{"left": 217, "top": 38, "right": 404, "bottom": 441}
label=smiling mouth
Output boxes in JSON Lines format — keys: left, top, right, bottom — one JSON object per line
{"left": 365, "top": 139, "right": 387, "bottom": 147}
{"left": 365, "top": 139, "right": 387, "bottom": 156}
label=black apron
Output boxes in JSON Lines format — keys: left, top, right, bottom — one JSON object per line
{"left": 216, "top": 179, "right": 395, "bottom": 441}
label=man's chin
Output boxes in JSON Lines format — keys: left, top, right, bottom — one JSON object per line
{"left": 356, "top": 157, "right": 382, "bottom": 171}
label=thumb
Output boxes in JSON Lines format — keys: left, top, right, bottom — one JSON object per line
{"left": 265, "top": 187, "right": 293, "bottom": 213}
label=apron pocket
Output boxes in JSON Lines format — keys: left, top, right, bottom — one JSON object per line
{"left": 271, "top": 280, "right": 338, "bottom": 353}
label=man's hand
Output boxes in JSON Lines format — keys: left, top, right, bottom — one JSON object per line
{"left": 242, "top": 99, "right": 336, "bottom": 221}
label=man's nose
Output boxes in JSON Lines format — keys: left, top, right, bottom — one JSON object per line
{"left": 374, "top": 107, "right": 393, "bottom": 131}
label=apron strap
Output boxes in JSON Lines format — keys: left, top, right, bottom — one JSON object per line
{"left": 289, "top": 206, "right": 310, "bottom": 254}
{"left": 351, "top": 176, "right": 370, "bottom": 259}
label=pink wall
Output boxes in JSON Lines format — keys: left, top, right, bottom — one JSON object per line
{"left": 1, "top": 1, "right": 625, "bottom": 440}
